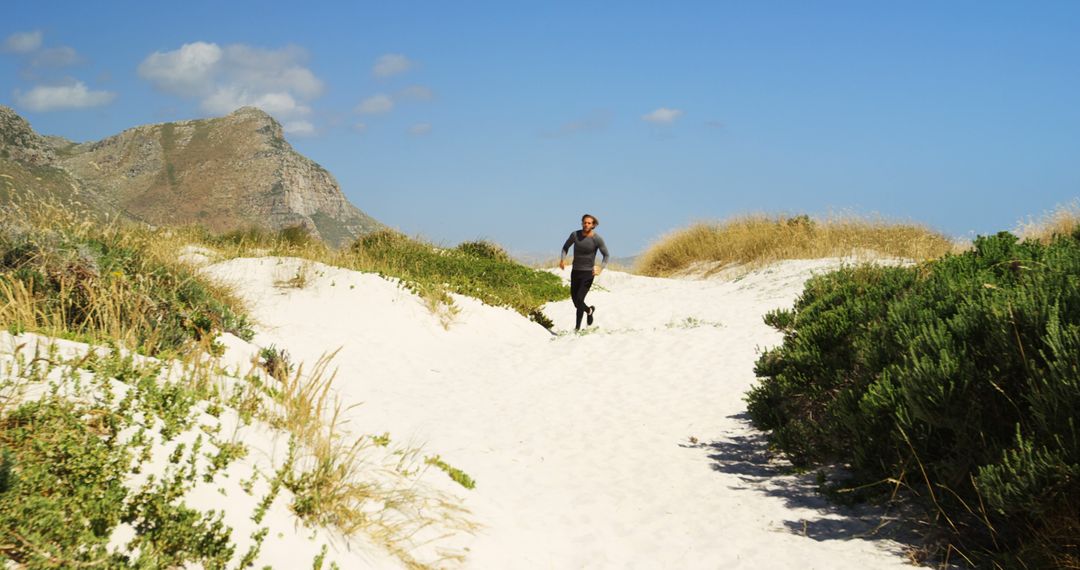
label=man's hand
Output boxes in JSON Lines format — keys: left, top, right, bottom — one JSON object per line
{"left": 559, "top": 259, "right": 566, "bottom": 270}
{"left": 593, "top": 267, "right": 602, "bottom": 276}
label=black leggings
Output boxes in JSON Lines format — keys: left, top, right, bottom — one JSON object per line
{"left": 570, "top": 269, "right": 594, "bottom": 329}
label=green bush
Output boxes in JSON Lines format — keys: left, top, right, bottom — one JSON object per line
{"left": 747, "top": 230, "right": 1080, "bottom": 567}
{"left": 455, "top": 240, "right": 512, "bottom": 263}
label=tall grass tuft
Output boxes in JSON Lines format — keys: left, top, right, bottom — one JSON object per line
{"left": 635, "top": 214, "right": 955, "bottom": 277}
{"left": 1017, "top": 201, "right": 1080, "bottom": 244}
{"left": 268, "top": 350, "right": 475, "bottom": 566}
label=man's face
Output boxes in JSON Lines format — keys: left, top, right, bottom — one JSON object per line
{"left": 581, "top": 218, "right": 596, "bottom": 232}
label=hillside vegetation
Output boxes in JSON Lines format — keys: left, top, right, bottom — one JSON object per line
{"left": 747, "top": 226, "right": 1080, "bottom": 567}
{"left": 635, "top": 214, "right": 955, "bottom": 277}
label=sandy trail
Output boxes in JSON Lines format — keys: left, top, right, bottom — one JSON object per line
{"left": 205, "top": 258, "right": 914, "bottom": 569}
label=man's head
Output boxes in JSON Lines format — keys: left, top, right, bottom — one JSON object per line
{"left": 581, "top": 214, "right": 599, "bottom": 231}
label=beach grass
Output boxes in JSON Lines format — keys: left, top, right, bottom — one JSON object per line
{"left": 634, "top": 214, "right": 956, "bottom": 277}
{"left": 0, "top": 201, "right": 252, "bottom": 357}
{"left": 1016, "top": 201, "right": 1080, "bottom": 244}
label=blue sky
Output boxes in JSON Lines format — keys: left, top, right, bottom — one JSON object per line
{"left": 3, "top": 1, "right": 1079, "bottom": 256}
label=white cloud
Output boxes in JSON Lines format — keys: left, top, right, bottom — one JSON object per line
{"left": 31, "top": 46, "right": 81, "bottom": 67}
{"left": 222, "top": 44, "right": 323, "bottom": 98}
{"left": 3, "top": 31, "right": 42, "bottom": 54}
{"left": 373, "top": 53, "right": 412, "bottom": 77}
{"left": 202, "top": 87, "right": 311, "bottom": 117}
{"left": 137, "top": 41, "right": 324, "bottom": 127}
{"left": 14, "top": 81, "right": 116, "bottom": 111}
{"left": 356, "top": 94, "right": 394, "bottom": 114}
{"left": 399, "top": 85, "right": 434, "bottom": 101}
{"left": 283, "top": 120, "right": 316, "bottom": 136}
{"left": 138, "top": 42, "right": 223, "bottom": 97}
{"left": 642, "top": 107, "right": 684, "bottom": 124}
{"left": 409, "top": 123, "right": 432, "bottom": 136}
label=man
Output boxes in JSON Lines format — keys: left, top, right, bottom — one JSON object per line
{"left": 560, "top": 214, "right": 610, "bottom": 330}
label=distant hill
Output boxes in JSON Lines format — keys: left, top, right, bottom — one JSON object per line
{"left": 0, "top": 105, "right": 382, "bottom": 246}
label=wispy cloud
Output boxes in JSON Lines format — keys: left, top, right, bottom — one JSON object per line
{"left": 704, "top": 120, "right": 724, "bottom": 129}
{"left": 353, "top": 122, "right": 367, "bottom": 133}
{"left": 373, "top": 53, "right": 413, "bottom": 77}
{"left": 3, "top": 30, "right": 42, "bottom": 54}
{"left": 31, "top": 46, "right": 82, "bottom": 67}
{"left": 14, "top": 81, "right": 116, "bottom": 111}
{"left": 399, "top": 85, "right": 434, "bottom": 101}
{"left": 138, "top": 41, "right": 324, "bottom": 126}
{"left": 409, "top": 123, "right": 432, "bottom": 136}
{"left": 541, "top": 110, "right": 611, "bottom": 138}
{"left": 642, "top": 107, "right": 683, "bottom": 124}
{"left": 355, "top": 94, "right": 394, "bottom": 114}
{"left": 283, "top": 120, "right": 316, "bottom": 136}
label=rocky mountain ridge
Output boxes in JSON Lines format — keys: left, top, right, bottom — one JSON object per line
{"left": 0, "top": 105, "right": 382, "bottom": 246}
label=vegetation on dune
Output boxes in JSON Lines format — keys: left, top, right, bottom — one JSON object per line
{"left": 0, "top": 204, "right": 252, "bottom": 357}
{"left": 0, "top": 201, "right": 479, "bottom": 568}
{"left": 635, "top": 214, "right": 956, "bottom": 277}
{"left": 176, "top": 223, "right": 567, "bottom": 329}
{"left": 747, "top": 228, "right": 1080, "bottom": 567}
{"left": 349, "top": 230, "right": 566, "bottom": 328}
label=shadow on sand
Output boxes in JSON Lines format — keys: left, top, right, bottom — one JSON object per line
{"left": 687, "top": 413, "right": 925, "bottom": 552}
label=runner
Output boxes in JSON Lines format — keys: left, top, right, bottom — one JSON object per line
{"left": 560, "top": 214, "right": 610, "bottom": 330}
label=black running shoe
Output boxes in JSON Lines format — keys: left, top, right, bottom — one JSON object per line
{"left": 587, "top": 306, "right": 595, "bottom": 326}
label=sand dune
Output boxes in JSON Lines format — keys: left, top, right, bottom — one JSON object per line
{"left": 199, "top": 257, "right": 917, "bottom": 568}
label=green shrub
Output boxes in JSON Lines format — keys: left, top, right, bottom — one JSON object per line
{"left": 747, "top": 230, "right": 1080, "bottom": 566}
{"left": 455, "top": 240, "right": 512, "bottom": 263}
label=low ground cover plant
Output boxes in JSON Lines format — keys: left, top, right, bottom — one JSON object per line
{"left": 747, "top": 229, "right": 1080, "bottom": 567}
{"left": 636, "top": 214, "right": 955, "bottom": 277}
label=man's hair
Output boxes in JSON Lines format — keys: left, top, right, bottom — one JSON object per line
{"left": 582, "top": 213, "right": 599, "bottom": 226}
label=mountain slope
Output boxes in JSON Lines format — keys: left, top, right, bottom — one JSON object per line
{"left": 0, "top": 106, "right": 382, "bottom": 246}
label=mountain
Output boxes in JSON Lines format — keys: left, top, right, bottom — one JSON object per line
{"left": 0, "top": 105, "right": 382, "bottom": 246}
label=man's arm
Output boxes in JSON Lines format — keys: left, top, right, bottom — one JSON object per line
{"left": 596, "top": 235, "right": 610, "bottom": 274}
{"left": 559, "top": 232, "right": 575, "bottom": 269}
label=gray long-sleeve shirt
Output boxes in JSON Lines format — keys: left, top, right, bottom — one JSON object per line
{"left": 561, "top": 231, "right": 610, "bottom": 271}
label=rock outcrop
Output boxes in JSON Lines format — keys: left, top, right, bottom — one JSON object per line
{"left": 0, "top": 105, "right": 382, "bottom": 246}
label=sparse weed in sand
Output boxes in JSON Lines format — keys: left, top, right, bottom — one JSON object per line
{"left": 635, "top": 214, "right": 955, "bottom": 277}
{"left": 266, "top": 350, "right": 476, "bottom": 566}
{"left": 424, "top": 455, "right": 477, "bottom": 490}
{"left": 665, "top": 316, "right": 722, "bottom": 329}
{"left": 274, "top": 260, "right": 314, "bottom": 289}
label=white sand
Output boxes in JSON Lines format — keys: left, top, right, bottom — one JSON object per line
{"left": 194, "top": 257, "right": 918, "bottom": 569}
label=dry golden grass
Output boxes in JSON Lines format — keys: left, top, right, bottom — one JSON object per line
{"left": 635, "top": 214, "right": 955, "bottom": 277}
{"left": 1016, "top": 201, "right": 1080, "bottom": 244}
